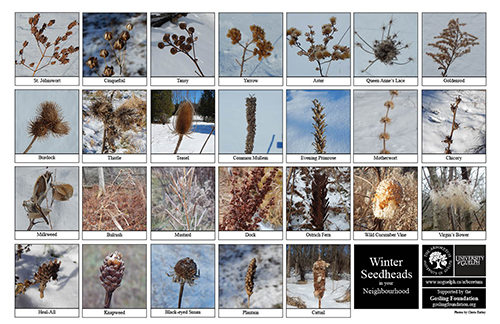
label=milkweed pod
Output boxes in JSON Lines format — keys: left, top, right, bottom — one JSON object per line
{"left": 51, "top": 183, "right": 74, "bottom": 201}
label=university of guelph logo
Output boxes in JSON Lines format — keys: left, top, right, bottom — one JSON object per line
{"left": 423, "top": 245, "right": 453, "bottom": 276}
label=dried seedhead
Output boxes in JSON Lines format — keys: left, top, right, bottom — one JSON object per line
{"left": 426, "top": 18, "right": 479, "bottom": 77}
{"left": 86, "top": 21, "right": 134, "bottom": 77}
{"left": 443, "top": 96, "right": 461, "bottom": 154}
{"left": 245, "top": 95, "right": 257, "bottom": 154}
{"left": 355, "top": 17, "right": 413, "bottom": 73}
{"left": 167, "top": 257, "right": 200, "bottom": 286}
{"left": 16, "top": 13, "right": 79, "bottom": 76}
{"left": 157, "top": 22, "right": 205, "bottom": 76}
{"left": 100, "top": 251, "right": 125, "bottom": 308}
{"left": 245, "top": 258, "right": 257, "bottom": 308}
{"left": 372, "top": 179, "right": 403, "bottom": 220}
{"left": 172, "top": 101, "right": 194, "bottom": 154}
{"left": 227, "top": 25, "right": 274, "bottom": 77}
{"left": 16, "top": 259, "right": 61, "bottom": 299}
{"left": 313, "top": 257, "right": 329, "bottom": 308}
{"left": 379, "top": 90, "right": 399, "bottom": 154}
{"left": 311, "top": 99, "right": 327, "bottom": 154}
{"left": 24, "top": 101, "right": 70, "bottom": 154}
{"left": 287, "top": 16, "right": 350, "bottom": 77}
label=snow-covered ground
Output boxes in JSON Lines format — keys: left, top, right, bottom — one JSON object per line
{"left": 82, "top": 90, "right": 147, "bottom": 154}
{"left": 15, "top": 12, "right": 80, "bottom": 77}
{"left": 15, "top": 90, "right": 79, "bottom": 154}
{"left": 354, "top": 90, "right": 418, "bottom": 154}
{"left": 219, "top": 90, "right": 282, "bottom": 154}
{"left": 15, "top": 244, "right": 79, "bottom": 308}
{"left": 219, "top": 13, "right": 283, "bottom": 77}
{"left": 287, "top": 272, "right": 350, "bottom": 309}
{"left": 151, "top": 13, "right": 215, "bottom": 77}
{"left": 286, "top": 13, "right": 351, "bottom": 77}
{"left": 151, "top": 119, "right": 214, "bottom": 154}
{"left": 422, "top": 90, "right": 485, "bottom": 154}
{"left": 287, "top": 90, "right": 350, "bottom": 154}
{"left": 353, "top": 13, "right": 417, "bottom": 77}
{"left": 151, "top": 244, "right": 215, "bottom": 309}
{"left": 16, "top": 167, "right": 79, "bottom": 231}
{"left": 82, "top": 13, "right": 147, "bottom": 77}
{"left": 219, "top": 245, "right": 282, "bottom": 309}
{"left": 287, "top": 167, "right": 350, "bottom": 231}
{"left": 423, "top": 13, "right": 486, "bottom": 77}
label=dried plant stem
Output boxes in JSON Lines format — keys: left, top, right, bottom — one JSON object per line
{"left": 245, "top": 96, "right": 257, "bottom": 154}
{"left": 104, "top": 291, "right": 113, "bottom": 309}
{"left": 178, "top": 281, "right": 185, "bottom": 308}
{"left": 199, "top": 126, "right": 215, "bottom": 153}
{"left": 444, "top": 96, "right": 461, "bottom": 154}
{"left": 174, "top": 134, "right": 184, "bottom": 154}
{"left": 379, "top": 91, "right": 398, "bottom": 154}
{"left": 23, "top": 137, "right": 38, "bottom": 154}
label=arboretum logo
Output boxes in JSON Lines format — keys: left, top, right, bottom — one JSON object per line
{"left": 423, "top": 246, "right": 452, "bottom": 276}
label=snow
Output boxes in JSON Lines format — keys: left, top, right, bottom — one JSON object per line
{"left": 422, "top": 90, "right": 485, "bottom": 154}
{"left": 286, "top": 13, "right": 351, "bottom": 77}
{"left": 151, "top": 244, "right": 215, "bottom": 309}
{"left": 15, "top": 244, "right": 79, "bottom": 308}
{"left": 219, "top": 13, "right": 283, "bottom": 77}
{"left": 219, "top": 245, "right": 282, "bottom": 309}
{"left": 287, "top": 90, "right": 350, "bottom": 154}
{"left": 82, "top": 90, "right": 147, "bottom": 154}
{"left": 15, "top": 12, "right": 80, "bottom": 77}
{"left": 82, "top": 13, "right": 147, "bottom": 77}
{"left": 287, "top": 273, "right": 350, "bottom": 309}
{"left": 353, "top": 13, "right": 417, "bottom": 77}
{"left": 15, "top": 90, "right": 79, "bottom": 154}
{"left": 16, "top": 167, "right": 79, "bottom": 231}
{"left": 151, "top": 13, "right": 215, "bottom": 77}
{"left": 354, "top": 90, "right": 418, "bottom": 154}
{"left": 422, "top": 13, "right": 486, "bottom": 77}
{"left": 151, "top": 120, "right": 215, "bottom": 154}
{"left": 219, "top": 90, "right": 283, "bottom": 154}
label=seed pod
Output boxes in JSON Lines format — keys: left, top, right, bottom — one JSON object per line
{"left": 104, "top": 31, "right": 113, "bottom": 41}
{"left": 120, "top": 30, "right": 130, "bottom": 42}
{"left": 99, "top": 49, "right": 109, "bottom": 58}
{"left": 126, "top": 23, "right": 133, "bottom": 31}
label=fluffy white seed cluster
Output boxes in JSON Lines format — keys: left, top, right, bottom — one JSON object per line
{"left": 430, "top": 180, "right": 479, "bottom": 211}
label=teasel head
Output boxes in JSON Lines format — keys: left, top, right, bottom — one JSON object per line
{"left": 100, "top": 251, "right": 125, "bottom": 308}
{"left": 172, "top": 101, "right": 194, "bottom": 154}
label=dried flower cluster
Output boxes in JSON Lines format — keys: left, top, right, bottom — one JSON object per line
{"left": 426, "top": 18, "right": 479, "bottom": 77}
{"left": 16, "top": 13, "right": 79, "bottom": 76}
{"left": 379, "top": 90, "right": 399, "bottom": 154}
{"left": 219, "top": 167, "right": 279, "bottom": 231}
{"left": 227, "top": 25, "right": 274, "bottom": 77}
{"left": 443, "top": 96, "right": 461, "bottom": 154}
{"left": 311, "top": 99, "right": 327, "bottom": 154}
{"left": 313, "top": 257, "right": 329, "bottom": 309}
{"left": 86, "top": 22, "right": 134, "bottom": 77}
{"left": 245, "top": 258, "right": 257, "bottom": 308}
{"left": 157, "top": 22, "right": 205, "bottom": 76}
{"left": 430, "top": 179, "right": 479, "bottom": 212}
{"left": 355, "top": 17, "right": 413, "bottom": 73}
{"left": 167, "top": 257, "right": 199, "bottom": 308}
{"left": 287, "top": 16, "right": 350, "bottom": 77}
{"left": 245, "top": 95, "right": 257, "bottom": 154}
{"left": 372, "top": 179, "right": 403, "bottom": 220}
{"left": 16, "top": 259, "right": 61, "bottom": 299}
{"left": 24, "top": 101, "right": 70, "bottom": 154}
{"left": 87, "top": 91, "right": 146, "bottom": 154}
{"left": 100, "top": 251, "right": 125, "bottom": 308}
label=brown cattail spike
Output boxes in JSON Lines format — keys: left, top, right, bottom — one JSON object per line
{"left": 100, "top": 251, "right": 125, "bottom": 308}
{"left": 245, "top": 95, "right": 257, "bottom": 154}
{"left": 313, "top": 257, "right": 330, "bottom": 309}
{"left": 245, "top": 258, "right": 257, "bottom": 308}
